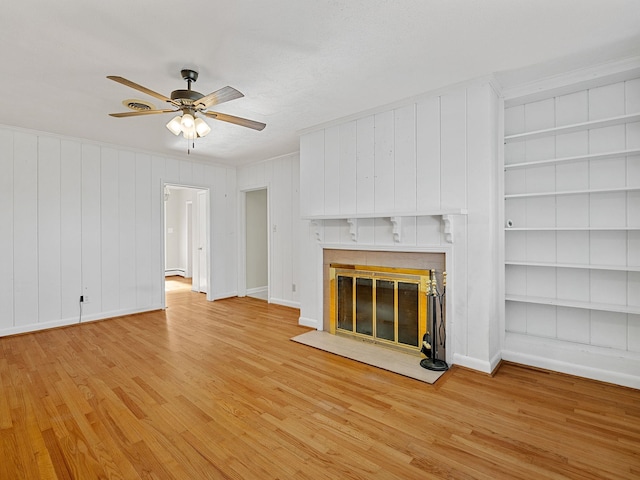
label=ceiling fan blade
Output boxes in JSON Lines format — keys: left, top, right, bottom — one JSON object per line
{"left": 107, "top": 76, "right": 176, "bottom": 105}
{"left": 194, "top": 86, "right": 244, "bottom": 109}
{"left": 109, "top": 109, "right": 177, "bottom": 118}
{"left": 203, "top": 111, "right": 266, "bottom": 131}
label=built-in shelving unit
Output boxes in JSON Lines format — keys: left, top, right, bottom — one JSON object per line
{"left": 503, "top": 75, "right": 640, "bottom": 355}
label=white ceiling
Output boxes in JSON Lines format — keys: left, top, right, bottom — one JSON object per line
{"left": 1, "top": 0, "right": 639, "bottom": 166}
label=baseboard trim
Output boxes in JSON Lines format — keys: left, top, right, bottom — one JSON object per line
{"left": 502, "top": 332, "right": 640, "bottom": 389}
{"left": 246, "top": 286, "right": 268, "bottom": 296}
{"left": 165, "top": 269, "right": 185, "bottom": 277}
{"left": 0, "top": 305, "right": 164, "bottom": 338}
{"left": 298, "top": 316, "right": 319, "bottom": 329}
{"left": 269, "top": 297, "right": 300, "bottom": 309}
{"left": 452, "top": 353, "right": 494, "bottom": 374}
{"left": 213, "top": 291, "right": 238, "bottom": 301}
{"left": 502, "top": 349, "right": 640, "bottom": 390}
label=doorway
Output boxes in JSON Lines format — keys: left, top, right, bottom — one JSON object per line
{"left": 243, "top": 188, "right": 269, "bottom": 301}
{"left": 163, "top": 184, "right": 210, "bottom": 301}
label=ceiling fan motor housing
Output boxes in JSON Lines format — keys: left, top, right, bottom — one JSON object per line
{"left": 171, "top": 89, "right": 204, "bottom": 104}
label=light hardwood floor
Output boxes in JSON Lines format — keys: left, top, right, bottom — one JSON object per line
{"left": 1, "top": 279, "right": 639, "bottom": 479}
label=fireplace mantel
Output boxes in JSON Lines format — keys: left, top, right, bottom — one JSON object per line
{"left": 303, "top": 209, "right": 467, "bottom": 243}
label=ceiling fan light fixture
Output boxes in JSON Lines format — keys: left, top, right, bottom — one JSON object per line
{"left": 183, "top": 127, "right": 197, "bottom": 140}
{"left": 166, "top": 116, "right": 182, "bottom": 135}
{"left": 181, "top": 113, "right": 195, "bottom": 129}
{"left": 195, "top": 117, "right": 211, "bottom": 137}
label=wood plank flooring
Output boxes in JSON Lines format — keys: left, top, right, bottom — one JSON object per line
{"left": 1, "top": 279, "right": 639, "bottom": 479}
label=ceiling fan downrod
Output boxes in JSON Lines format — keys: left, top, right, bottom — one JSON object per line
{"left": 181, "top": 69, "right": 198, "bottom": 91}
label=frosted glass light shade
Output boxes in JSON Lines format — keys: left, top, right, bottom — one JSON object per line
{"left": 183, "top": 127, "right": 197, "bottom": 140}
{"left": 181, "top": 113, "right": 195, "bottom": 129}
{"left": 195, "top": 117, "right": 211, "bottom": 137}
{"left": 166, "top": 116, "right": 182, "bottom": 135}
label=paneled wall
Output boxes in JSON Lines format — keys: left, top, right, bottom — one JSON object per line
{"left": 300, "top": 91, "right": 469, "bottom": 217}
{"left": 298, "top": 81, "right": 502, "bottom": 373}
{"left": 237, "top": 153, "right": 302, "bottom": 307}
{"left": 503, "top": 76, "right": 640, "bottom": 388}
{"left": 0, "top": 127, "right": 237, "bottom": 336}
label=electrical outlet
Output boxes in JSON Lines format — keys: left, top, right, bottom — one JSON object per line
{"left": 292, "top": 283, "right": 296, "bottom": 292}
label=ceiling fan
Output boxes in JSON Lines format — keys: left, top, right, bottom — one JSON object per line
{"left": 107, "top": 69, "right": 266, "bottom": 142}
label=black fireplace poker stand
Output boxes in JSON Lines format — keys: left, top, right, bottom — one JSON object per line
{"left": 420, "top": 270, "right": 448, "bottom": 372}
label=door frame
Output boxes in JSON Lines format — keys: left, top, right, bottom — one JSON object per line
{"left": 237, "top": 185, "right": 270, "bottom": 300}
{"left": 162, "top": 182, "right": 212, "bottom": 307}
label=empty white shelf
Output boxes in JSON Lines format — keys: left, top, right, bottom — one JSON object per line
{"left": 505, "top": 261, "right": 640, "bottom": 272}
{"left": 504, "top": 112, "right": 640, "bottom": 143}
{"left": 504, "top": 148, "right": 640, "bottom": 170}
{"left": 505, "top": 186, "right": 640, "bottom": 199}
{"left": 505, "top": 295, "right": 640, "bottom": 315}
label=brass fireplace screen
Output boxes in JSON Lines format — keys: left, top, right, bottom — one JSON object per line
{"left": 329, "top": 264, "right": 429, "bottom": 352}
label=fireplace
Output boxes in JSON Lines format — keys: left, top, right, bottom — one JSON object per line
{"left": 330, "top": 264, "right": 429, "bottom": 352}
{"left": 323, "top": 249, "right": 446, "bottom": 358}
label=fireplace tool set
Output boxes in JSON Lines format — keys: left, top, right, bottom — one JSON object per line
{"left": 420, "top": 270, "right": 448, "bottom": 371}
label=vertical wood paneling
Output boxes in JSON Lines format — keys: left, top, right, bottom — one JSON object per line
{"left": 179, "top": 160, "right": 193, "bottom": 184}
{"left": 81, "top": 144, "right": 102, "bottom": 316}
{"left": 135, "top": 154, "right": 152, "bottom": 308}
{"left": 0, "top": 125, "right": 240, "bottom": 335}
{"left": 0, "top": 130, "right": 14, "bottom": 328}
{"left": 374, "top": 110, "right": 394, "bottom": 212}
{"left": 291, "top": 155, "right": 301, "bottom": 304}
{"left": 210, "top": 165, "right": 226, "bottom": 295}
{"left": 299, "top": 130, "right": 324, "bottom": 216}
{"left": 356, "top": 116, "right": 375, "bottom": 214}
{"left": 272, "top": 160, "right": 286, "bottom": 299}
{"left": 60, "top": 140, "right": 82, "bottom": 320}
{"left": 416, "top": 96, "right": 441, "bottom": 210}
{"left": 100, "top": 148, "right": 120, "bottom": 312}
{"left": 225, "top": 168, "right": 238, "bottom": 296}
{"left": 249, "top": 162, "right": 265, "bottom": 187}
{"left": 150, "top": 156, "right": 165, "bottom": 306}
{"left": 440, "top": 90, "right": 466, "bottom": 209}
{"left": 394, "top": 104, "right": 417, "bottom": 212}
{"left": 165, "top": 158, "right": 180, "bottom": 183}
{"left": 281, "top": 158, "right": 294, "bottom": 301}
{"left": 339, "top": 121, "right": 357, "bottom": 214}
{"left": 324, "top": 126, "right": 340, "bottom": 215}
{"left": 37, "top": 136, "right": 62, "bottom": 323}
{"left": 466, "top": 84, "right": 498, "bottom": 361}
{"left": 13, "top": 133, "right": 39, "bottom": 326}
{"left": 118, "top": 150, "right": 136, "bottom": 310}
{"left": 192, "top": 162, "right": 204, "bottom": 185}
{"left": 589, "top": 82, "right": 625, "bottom": 120}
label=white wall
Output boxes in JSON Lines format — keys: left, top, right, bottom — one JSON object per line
{"left": 237, "top": 153, "right": 302, "bottom": 308}
{"left": 298, "top": 80, "right": 502, "bottom": 373}
{"left": 0, "top": 126, "right": 238, "bottom": 336}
